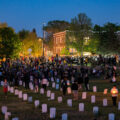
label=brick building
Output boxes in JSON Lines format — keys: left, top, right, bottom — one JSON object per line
{"left": 53, "top": 31, "right": 66, "bottom": 55}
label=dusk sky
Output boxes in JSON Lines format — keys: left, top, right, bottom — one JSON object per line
{"left": 0, "top": 0, "right": 120, "bottom": 36}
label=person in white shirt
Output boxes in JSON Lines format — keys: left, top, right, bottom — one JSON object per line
{"left": 110, "top": 85, "right": 118, "bottom": 106}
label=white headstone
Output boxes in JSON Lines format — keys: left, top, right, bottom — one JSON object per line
{"left": 18, "top": 91, "right": 22, "bottom": 99}
{"left": 50, "top": 107, "right": 56, "bottom": 119}
{"left": 34, "top": 100, "right": 40, "bottom": 108}
{"left": 79, "top": 103, "right": 84, "bottom": 112}
{"left": 29, "top": 83, "right": 34, "bottom": 90}
{"left": 42, "top": 104, "right": 47, "bottom": 113}
{"left": 62, "top": 113, "right": 68, "bottom": 120}
{"left": 67, "top": 99, "right": 72, "bottom": 107}
{"left": 82, "top": 92, "right": 87, "bottom": 99}
{"left": 47, "top": 90, "right": 51, "bottom": 97}
{"left": 93, "top": 106, "right": 99, "bottom": 115}
{"left": 1, "top": 81, "right": 4, "bottom": 86}
{"left": 19, "top": 81, "right": 22, "bottom": 86}
{"left": 51, "top": 93, "right": 55, "bottom": 100}
{"left": 10, "top": 87, "right": 14, "bottom": 93}
{"left": 8, "top": 86, "right": 10, "bottom": 92}
{"left": 1, "top": 106, "right": 7, "bottom": 114}
{"left": 103, "top": 99, "right": 108, "bottom": 106}
{"left": 51, "top": 77, "right": 54, "bottom": 82}
{"left": 15, "top": 89, "right": 19, "bottom": 95}
{"left": 28, "top": 96, "right": 32, "bottom": 102}
{"left": 23, "top": 94, "right": 28, "bottom": 101}
{"left": 103, "top": 89, "right": 108, "bottom": 95}
{"left": 91, "top": 95, "right": 95, "bottom": 103}
{"left": 56, "top": 78, "right": 60, "bottom": 83}
{"left": 5, "top": 112, "right": 11, "bottom": 120}
{"left": 93, "top": 86, "right": 97, "bottom": 92}
{"left": 12, "top": 117, "right": 19, "bottom": 120}
{"left": 40, "top": 88, "right": 44, "bottom": 94}
{"left": 67, "top": 87, "right": 71, "bottom": 94}
{"left": 52, "top": 82, "right": 55, "bottom": 88}
{"left": 47, "top": 82, "right": 49, "bottom": 87}
{"left": 118, "top": 102, "right": 120, "bottom": 110}
{"left": 56, "top": 84, "right": 59, "bottom": 90}
{"left": 58, "top": 96, "right": 62, "bottom": 103}
{"left": 108, "top": 113, "right": 115, "bottom": 120}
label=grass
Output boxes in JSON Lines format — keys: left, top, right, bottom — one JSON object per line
{"left": 0, "top": 76, "right": 120, "bottom": 120}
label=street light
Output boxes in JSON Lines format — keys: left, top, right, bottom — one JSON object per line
{"left": 42, "top": 23, "right": 46, "bottom": 57}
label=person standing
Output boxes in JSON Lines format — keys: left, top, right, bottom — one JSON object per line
{"left": 84, "top": 74, "right": 89, "bottom": 91}
{"left": 3, "top": 79, "right": 8, "bottom": 98}
{"left": 78, "top": 73, "right": 83, "bottom": 90}
{"left": 61, "top": 78, "right": 67, "bottom": 96}
{"left": 71, "top": 80, "right": 78, "bottom": 100}
{"left": 110, "top": 85, "right": 118, "bottom": 106}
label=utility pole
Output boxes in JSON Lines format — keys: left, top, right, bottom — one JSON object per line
{"left": 42, "top": 23, "right": 45, "bottom": 57}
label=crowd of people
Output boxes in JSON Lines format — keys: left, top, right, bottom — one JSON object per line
{"left": 0, "top": 55, "right": 119, "bottom": 103}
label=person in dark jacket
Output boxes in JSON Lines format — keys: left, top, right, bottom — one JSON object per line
{"left": 78, "top": 73, "right": 83, "bottom": 90}
{"left": 71, "top": 80, "right": 78, "bottom": 100}
{"left": 61, "top": 77, "right": 67, "bottom": 96}
{"left": 84, "top": 74, "right": 89, "bottom": 91}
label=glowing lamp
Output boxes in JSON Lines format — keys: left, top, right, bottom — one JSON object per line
{"left": 111, "top": 88, "right": 118, "bottom": 94}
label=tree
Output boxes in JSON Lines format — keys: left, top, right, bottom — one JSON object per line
{"left": 0, "top": 22, "right": 8, "bottom": 28}
{"left": 66, "top": 13, "right": 92, "bottom": 55}
{"left": 93, "top": 23, "right": 120, "bottom": 54}
{"left": 0, "top": 27, "right": 22, "bottom": 58}
{"left": 21, "top": 32, "right": 42, "bottom": 57}
{"left": 60, "top": 48, "right": 70, "bottom": 55}
{"left": 18, "top": 29, "right": 29, "bottom": 41}
{"left": 44, "top": 20, "right": 70, "bottom": 33}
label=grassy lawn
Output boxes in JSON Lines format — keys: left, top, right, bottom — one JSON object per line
{"left": 0, "top": 76, "right": 120, "bottom": 120}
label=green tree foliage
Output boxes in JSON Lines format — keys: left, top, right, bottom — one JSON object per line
{"left": 44, "top": 20, "right": 70, "bottom": 33}
{"left": 21, "top": 31, "right": 42, "bottom": 56}
{"left": 0, "top": 27, "right": 22, "bottom": 58}
{"left": 18, "top": 29, "right": 29, "bottom": 41}
{"left": 66, "top": 13, "right": 92, "bottom": 55}
{"left": 60, "top": 48, "right": 70, "bottom": 55}
{"left": 93, "top": 23, "right": 120, "bottom": 54}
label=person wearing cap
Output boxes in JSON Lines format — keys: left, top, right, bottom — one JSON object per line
{"left": 110, "top": 85, "right": 118, "bottom": 106}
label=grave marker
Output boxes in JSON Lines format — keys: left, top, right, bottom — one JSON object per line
{"left": 79, "top": 103, "right": 84, "bottom": 112}
{"left": 50, "top": 107, "right": 56, "bottom": 119}
{"left": 42, "top": 104, "right": 47, "bottom": 113}
{"left": 40, "top": 88, "right": 44, "bottom": 94}
{"left": 103, "top": 89, "right": 108, "bottom": 95}
{"left": 58, "top": 96, "right": 62, "bottom": 103}
{"left": 82, "top": 92, "right": 87, "bottom": 99}
{"left": 51, "top": 93, "right": 55, "bottom": 100}
{"left": 91, "top": 95, "right": 95, "bottom": 103}
{"left": 34, "top": 100, "right": 40, "bottom": 108}
{"left": 1, "top": 106, "right": 7, "bottom": 114}
{"left": 108, "top": 113, "right": 115, "bottom": 120}
{"left": 103, "top": 99, "right": 108, "bottom": 106}
{"left": 18, "top": 91, "right": 22, "bottom": 99}
{"left": 62, "top": 113, "right": 68, "bottom": 120}
{"left": 93, "top": 86, "right": 97, "bottom": 92}
{"left": 23, "top": 94, "right": 28, "bottom": 101}
{"left": 67, "top": 99, "right": 72, "bottom": 107}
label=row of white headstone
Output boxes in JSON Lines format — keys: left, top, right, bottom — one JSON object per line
{"left": 6, "top": 84, "right": 115, "bottom": 120}
{"left": 1, "top": 105, "right": 19, "bottom": 120}
{"left": 1, "top": 105, "right": 116, "bottom": 120}
{"left": 7, "top": 86, "right": 58, "bottom": 119}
